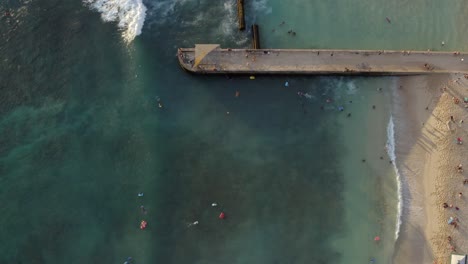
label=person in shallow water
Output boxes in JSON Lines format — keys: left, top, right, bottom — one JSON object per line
{"left": 187, "top": 220, "right": 199, "bottom": 227}
{"left": 219, "top": 212, "right": 226, "bottom": 219}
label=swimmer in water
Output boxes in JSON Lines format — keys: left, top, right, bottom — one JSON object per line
{"left": 187, "top": 220, "right": 199, "bottom": 227}
{"left": 156, "top": 97, "right": 163, "bottom": 108}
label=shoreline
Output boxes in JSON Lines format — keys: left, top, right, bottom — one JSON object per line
{"left": 330, "top": 79, "right": 397, "bottom": 263}
{"left": 391, "top": 74, "right": 468, "bottom": 263}
{"left": 386, "top": 113, "right": 402, "bottom": 242}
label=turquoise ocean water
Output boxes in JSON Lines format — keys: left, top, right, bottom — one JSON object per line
{"left": 1, "top": 0, "right": 467, "bottom": 263}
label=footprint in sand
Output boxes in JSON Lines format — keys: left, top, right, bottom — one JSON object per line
{"left": 446, "top": 121, "right": 456, "bottom": 132}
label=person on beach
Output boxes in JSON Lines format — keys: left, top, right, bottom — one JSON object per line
{"left": 459, "top": 192, "right": 463, "bottom": 198}
{"left": 443, "top": 202, "right": 449, "bottom": 208}
{"left": 451, "top": 245, "right": 456, "bottom": 252}
{"left": 463, "top": 179, "right": 468, "bottom": 184}
{"left": 457, "top": 164, "right": 463, "bottom": 173}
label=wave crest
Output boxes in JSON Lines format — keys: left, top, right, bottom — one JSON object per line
{"left": 83, "top": 0, "right": 147, "bottom": 43}
{"left": 386, "top": 115, "right": 402, "bottom": 241}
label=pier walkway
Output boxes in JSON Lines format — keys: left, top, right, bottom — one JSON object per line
{"left": 178, "top": 45, "right": 468, "bottom": 75}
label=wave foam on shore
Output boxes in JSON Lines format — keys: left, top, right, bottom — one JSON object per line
{"left": 83, "top": 0, "right": 147, "bottom": 43}
{"left": 386, "top": 115, "right": 402, "bottom": 241}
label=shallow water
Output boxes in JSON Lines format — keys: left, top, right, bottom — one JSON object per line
{"left": 1, "top": 0, "right": 467, "bottom": 263}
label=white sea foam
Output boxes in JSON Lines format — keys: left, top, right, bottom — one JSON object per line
{"left": 251, "top": 0, "right": 272, "bottom": 14}
{"left": 219, "top": 1, "right": 236, "bottom": 37}
{"left": 83, "top": 0, "right": 147, "bottom": 43}
{"left": 386, "top": 115, "right": 402, "bottom": 241}
{"left": 345, "top": 81, "right": 358, "bottom": 95}
{"left": 152, "top": 0, "right": 190, "bottom": 23}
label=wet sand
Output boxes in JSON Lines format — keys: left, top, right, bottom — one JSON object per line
{"left": 392, "top": 73, "right": 468, "bottom": 263}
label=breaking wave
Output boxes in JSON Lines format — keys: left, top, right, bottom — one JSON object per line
{"left": 386, "top": 115, "right": 402, "bottom": 241}
{"left": 83, "top": 0, "right": 147, "bottom": 43}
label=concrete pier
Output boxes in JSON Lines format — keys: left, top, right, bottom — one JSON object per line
{"left": 178, "top": 45, "right": 468, "bottom": 75}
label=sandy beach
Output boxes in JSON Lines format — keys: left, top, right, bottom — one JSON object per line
{"left": 392, "top": 73, "right": 468, "bottom": 263}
